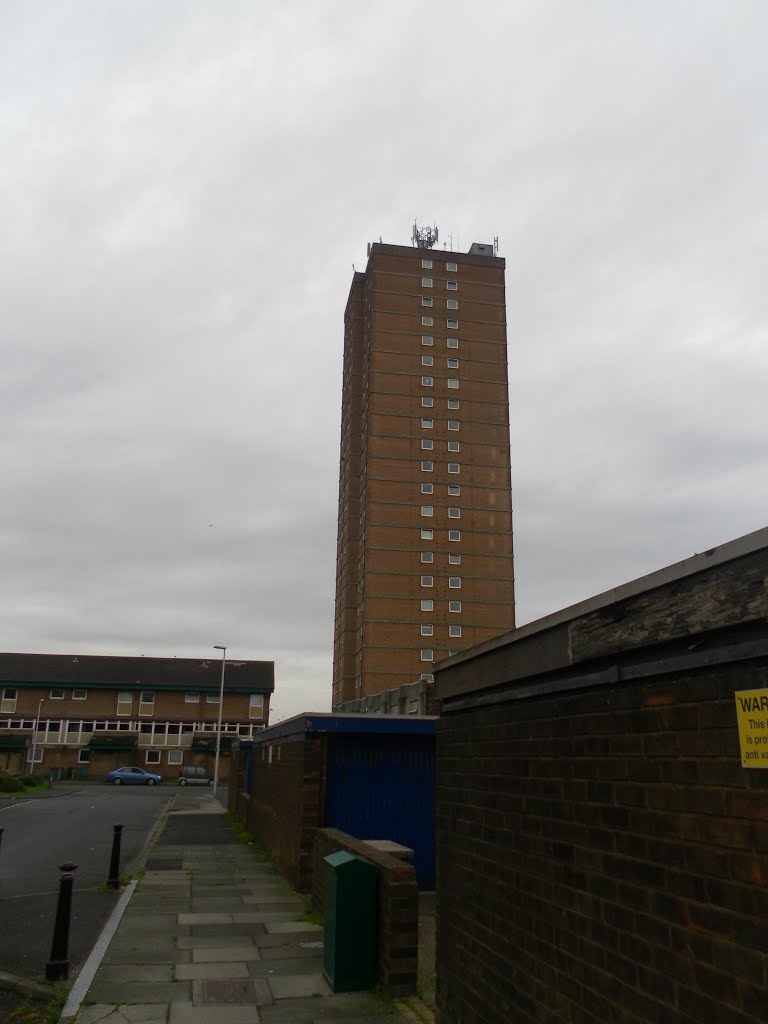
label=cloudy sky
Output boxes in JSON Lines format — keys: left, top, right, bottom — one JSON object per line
{"left": 1, "top": 1, "right": 766, "bottom": 720}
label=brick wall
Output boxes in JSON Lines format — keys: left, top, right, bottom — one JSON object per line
{"left": 245, "top": 735, "right": 325, "bottom": 891}
{"left": 313, "top": 827, "right": 418, "bottom": 998}
{"left": 435, "top": 531, "right": 768, "bottom": 1023}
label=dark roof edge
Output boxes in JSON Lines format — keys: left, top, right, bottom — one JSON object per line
{"left": 436, "top": 524, "right": 768, "bottom": 673}
{"left": 251, "top": 711, "right": 437, "bottom": 742}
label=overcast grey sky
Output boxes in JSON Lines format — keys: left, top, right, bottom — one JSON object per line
{"left": 1, "top": 1, "right": 766, "bottom": 720}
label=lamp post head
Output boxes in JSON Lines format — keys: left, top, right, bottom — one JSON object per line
{"left": 213, "top": 645, "right": 226, "bottom": 652}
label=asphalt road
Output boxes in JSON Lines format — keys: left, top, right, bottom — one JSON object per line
{"left": 0, "top": 784, "right": 171, "bottom": 980}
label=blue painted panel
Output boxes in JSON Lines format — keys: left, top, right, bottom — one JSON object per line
{"left": 324, "top": 734, "right": 435, "bottom": 889}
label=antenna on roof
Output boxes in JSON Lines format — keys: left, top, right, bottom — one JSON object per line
{"left": 412, "top": 221, "right": 439, "bottom": 249}
{"left": 367, "top": 242, "right": 371, "bottom": 257}
{"left": 493, "top": 236, "right": 499, "bottom": 256}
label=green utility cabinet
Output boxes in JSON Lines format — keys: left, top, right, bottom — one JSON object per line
{"left": 322, "top": 851, "right": 377, "bottom": 992}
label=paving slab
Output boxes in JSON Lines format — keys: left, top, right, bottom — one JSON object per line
{"left": 264, "top": 921, "right": 322, "bottom": 934}
{"left": 94, "top": 965, "right": 173, "bottom": 983}
{"left": 178, "top": 912, "right": 233, "bottom": 925}
{"left": 192, "top": 945, "right": 261, "bottom": 963}
{"left": 248, "top": 956, "right": 323, "bottom": 978}
{"left": 177, "top": 934, "right": 258, "bottom": 950}
{"left": 176, "top": 962, "right": 249, "bottom": 980}
{"left": 85, "top": 981, "right": 192, "bottom": 1004}
{"left": 267, "top": 972, "right": 330, "bottom": 999}
{"left": 169, "top": 1004, "right": 261, "bottom": 1024}
{"left": 76, "top": 1005, "right": 170, "bottom": 1024}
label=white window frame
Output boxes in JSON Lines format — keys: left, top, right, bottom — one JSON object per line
{"left": 138, "top": 691, "right": 154, "bottom": 716}
{"left": 447, "top": 299, "right": 458, "bottom": 310}
{"left": 167, "top": 749, "right": 183, "bottom": 765}
{"left": 421, "top": 335, "right": 433, "bottom": 346}
{"left": 421, "top": 439, "right": 433, "bottom": 450}
{"left": 420, "top": 649, "right": 434, "bottom": 662}
{"left": 420, "top": 575, "right": 434, "bottom": 587}
{"left": 448, "top": 420, "right": 460, "bottom": 431}
{"left": 448, "top": 507, "right": 461, "bottom": 519}
{"left": 421, "top": 355, "right": 433, "bottom": 366}
{"left": 72, "top": 689, "right": 87, "bottom": 701}
{"left": 449, "top": 625, "right": 462, "bottom": 638}
{"left": 448, "top": 399, "right": 460, "bottom": 409}
{"left": 447, "top": 337, "right": 459, "bottom": 349}
{"left": 446, "top": 261, "right": 458, "bottom": 272}
{"left": 449, "top": 553, "right": 461, "bottom": 565}
{"left": 448, "top": 441, "right": 460, "bottom": 452}
{"left": 421, "top": 397, "right": 434, "bottom": 408}
{"left": 447, "top": 378, "right": 459, "bottom": 389}
{"left": 206, "top": 693, "right": 220, "bottom": 704}
{"left": 449, "top": 577, "right": 462, "bottom": 589}
{"left": 448, "top": 463, "right": 460, "bottom": 474}
{"left": 449, "top": 530, "right": 461, "bottom": 542}
{"left": 249, "top": 694, "right": 264, "bottom": 719}
{"left": 420, "top": 505, "right": 434, "bottom": 517}
{"left": 421, "top": 528, "right": 433, "bottom": 539}
{"left": 421, "top": 417, "right": 433, "bottom": 428}
{"left": 420, "top": 483, "right": 433, "bottom": 494}
{"left": 184, "top": 692, "right": 199, "bottom": 703}
{"left": 447, "top": 357, "right": 459, "bottom": 368}
{"left": 421, "top": 460, "right": 433, "bottom": 471}
{"left": 145, "top": 750, "right": 161, "bottom": 765}
{"left": 422, "top": 259, "right": 433, "bottom": 269}
{"left": 420, "top": 599, "right": 434, "bottom": 611}
{"left": 420, "top": 551, "right": 433, "bottom": 563}
{"left": 421, "top": 376, "right": 433, "bottom": 387}
{"left": 50, "top": 688, "right": 64, "bottom": 700}
{"left": 448, "top": 484, "right": 461, "bottom": 496}
{"left": 449, "top": 600, "right": 462, "bottom": 612}
{"left": 421, "top": 297, "right": 433, "bottom": 307}
{"left": 447, "top": 319, "right": 459, "bottom": 329}
{"left": 421, "top": 277, "right": 433, "bottom": 287}
{"left": 420, "top": 624, "right": 434, "bottom": 636}
{"left": 116, "top": 691, "right": 132, "bottom": 716}
{"left": 446, "top": 280, "right": 458, "bottom": 290}
{"left": 77, "top": 749, "right": 91, "bottom": 764}
{"left": 421, "top": 316, "right": 433, "bottom": 326}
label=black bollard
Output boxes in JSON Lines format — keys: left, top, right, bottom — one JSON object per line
{"left": 107, "top": 824, "right": 124, "bottom": 889}
{"left": 45, "top": 862, "right": 77, "bottom": 981}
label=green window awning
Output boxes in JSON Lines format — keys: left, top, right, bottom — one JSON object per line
{"left": 87, "top": 735, "right": 138, "bottom": 752}
{"left": 0, "top": 736, "right": 28, "bottom": 751}
{"left": 191, "top": 736, "right": 233, "bottom": 752}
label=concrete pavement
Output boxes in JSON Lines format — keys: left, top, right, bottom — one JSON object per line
{"left": 63, "top": 793, "right": 433, "bottom": 1024}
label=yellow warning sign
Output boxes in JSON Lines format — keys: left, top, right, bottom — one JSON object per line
{"left": 735, "top": 689, "right": 768, "bottom": 767}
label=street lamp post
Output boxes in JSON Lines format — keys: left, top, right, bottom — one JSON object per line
{"left": 30, "top": 697, "right": 44, "bottom": 773}
{"left": 212, "top": 645, "right": 227, "bottom": 799}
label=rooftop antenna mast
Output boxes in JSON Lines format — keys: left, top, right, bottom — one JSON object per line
{"left": 412, "top": 221, "right": 439, "bottom": 249}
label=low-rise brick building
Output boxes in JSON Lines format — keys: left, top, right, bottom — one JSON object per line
{"left": 0, "top": 652, "right": 273, "bottom": 781}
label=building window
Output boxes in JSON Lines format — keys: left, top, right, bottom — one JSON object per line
{"left": 448, "top": 419, "right": 459, "bottom": 430}
{"left": 420, "top": 649, "right": 434, "bottom": 662}
{"left": 448, "top": 398, "right": 460, "bottom": 409}
{"left": 447, "top": 337, "right": 459, "bottom": 349}
{"left": 206, "top": 693, "right": 220, "bottom": 703}
{"left": 421, "top": 355, "right": 433, "bottom": 366}
{"left": 447, "top": 357, "right": 459, "bottom": 369}
{"left": 420, "top": 624, "right": 434, "bottom": 636}
{"left": 421, "top": 397, "right": 434, "bottom": 408}
{"left": 421, "top": 439, "right": 433, "bottom": 450}
{"left": 449, "top": 577, "right": 462, "bottom": 589}
{"left": 77, "top": 749, "right": 91, "bottom": 764}
{"left": 420, "top": 506, "right": 433, "bottom": 517}
{"left": 449, "top": 600, "right": 462, "bottom": 612}
{"left": 421, "top": 335, "right": 433, "bottom": 346}
{"left": 447, "top": 261, "right": 458, "bottom": 272}
{"left": 249, "top": 694, "right": 264, "bottom": 719}
{"left": 448, "top": 650, "right": 459, "bottom": 657}
{"left": 421, "top": 316, "right": 433, "bottom": 326}
{"left": 421, "top": 551, "right": 434, "bottom": 563}
{"left": 448, "top": 484, "right": 461, "bottom": 496}
{"left": 447, "top": 299, "right": 458, "bottom": 310}
{"left": 139, "top": 691, "right": 154, "bottom": 715}
{"left": 421, "top": 277, "right": 433, "bottom": 287}
{"left": 421, "top": 376, "right": 433, "bottom": 387}
{"left": 421, "top": 599, "right": 434, "bottom": 611}
{"left": 421, "top": 528, "right": 433, "bottom": 539}
{"left": 168, "top": 749, "right": 183, "bottom": 765}
{"left": 420, "top": 575, "right": 434, "bottom": 587}
{"left": 448, "top": 441, "right": 460, "bottom": 452}
{"left": 145, "top": 750, "right": 161, "bottom": 765}
{"left": 72, "top": 689, "right": 87, "bottom": 701}
{"left": 420, "top": 483, "right": 433, "bottom": 494}
{"left": 446, "top": 280, "right": 458, "bottom": 291}
{"left": 421, "top": 460, "right": 433, "bottom": 471}
{"left": 421, "top": 417, "right": 433, "bottom": 428}
{"left": 449, "top": 625, "right": 462, "bottom": 638}
{"left": 447, "top": 378, "right": 459, "bottom": 389}
{"left": 50, "top": 688, "right": 65, "bottom": 700}
{"left": 449, "top": 530, "right": 461, "bottom": 541}
{"left": 448, "top": 507, "right": 461, "bottom": 518}
{"left": 447, "top": 319, "right": 459, "bottom": 329}
{"left": 184, "top": 692, "right": 199, "bottom": 703}
{"left": 421, "top": 297, "right": 433, "bottom": 307}
{"left": 116, "top": 692, "right": 132, "bottom": 716}
{"left": 448, "top": 463, "right": 460, "bottom": 474}
{"left": 422, "top": 259, "right": 433, "bottom": 269}
{"left": 449, "top": 552, "right": 461, "bottom": 565}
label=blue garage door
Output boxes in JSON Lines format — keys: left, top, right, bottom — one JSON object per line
{"left": 324, "top": 734, "right": 435, "bottom": 889}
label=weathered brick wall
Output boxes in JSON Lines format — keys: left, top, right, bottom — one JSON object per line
{"left": 245, "top": 735, "right": 325, "bottom": 891}
{"left": 436, "top": 662, "right": 768, "bottom": 1023}
{"left": 313, "top": 827, "right": 418, "bottom": 998}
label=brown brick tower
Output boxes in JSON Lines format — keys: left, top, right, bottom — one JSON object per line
{"left": 332, "top": 235, "right": 515, "bottom": 708}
